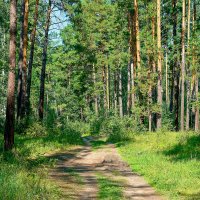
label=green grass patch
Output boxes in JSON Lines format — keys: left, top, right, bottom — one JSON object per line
{"left": 117, "top": 131, "right": 200, "bottom": 200}
{"left": 96, "top": 173, "right": 124, "bottom": 200}
{"left": 0, "top": 128, "right": 81, "bottom": 200}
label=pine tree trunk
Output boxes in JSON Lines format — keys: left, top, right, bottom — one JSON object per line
{"left": 118, "top": 69, "right": 123, "bottom": 118}
{"left": 127, "top": 13, "right": 132, "bottom": 115}
{"left": 134, "top": 0, "right": 141, "bottom": 73}
{"left": 128, "top": 10, "right": 135, "bottom": 112}
{"left": 131, "top": 62, "right": 135, "bottom": 111}
{"left": 195, "top": 76, "right": 199, "bottom": 131}
{"left": 4, "top": 0, "right": 17, "bottom": 150}
{"left": 17, "top": 0, "right": 29, "bottom": 119}
{"left": 127, "top": 58, "right": 131, "bottom": 115}
{"left": 93, "top": 64, "right": 98, "bottom": 115}
{"left": 151, "top": 15, "right": 157, "bottom": 129}
{"left": 38, "top": 0, "right": 51, "bottom": 120}
{"left": 181, "top": 0, "right": 186, "bottom": 131}
{"left": 170, "top": 0, "right": 177, "bottom": 113}
{"left": 26, "top": 0, "right": 39, "bottom": 115}
{"left": 193, "top": 1, "right": 199, "bottom": 131}
{"left": 106, "top": 65, "right": 110, "bottom": 111}
{"left": 114, "top": 71, "right": 118, "bottom": 114}
{"left": 157, "top": 0, "right": 162, "bottom": 129}
{"left": 148, "top": 56, "right": 152, "bottom": 132}
{"left": 102, "top": 65, "right": 107, "bottom": 111}
{"left": 171, "top": 0, "right": 180, "bottom": 131}
{"left": 186, "top": 0, "right": 191, "bottom": 131}
{"left": 166, "top": 52, "right": 169, "bottom": 106}
{"left": 17, "top": 0, "right": 25, "bottom": 119}
{"left": 21, "top": 0, "right": 29, "bottom": 117}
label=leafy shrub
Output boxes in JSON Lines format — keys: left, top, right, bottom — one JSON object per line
{"left": 100, "top": 116, "right": 130, "bottom": 142}
{"left": 25, "top": 122, "right": 47, "bottom": 136}
{"left": 62, "top": 122, "right": 83, "bottom": 144}
{"left": 90, "top": 115, "right": 104, "bottom": 135}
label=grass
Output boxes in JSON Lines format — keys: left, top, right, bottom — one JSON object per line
{"left": 0, "top": 127, "right": 81, "bottom": 200}
{"left": 117, "top": 131, "right": 200, "bottom": 200}
{"left": 96, "top": 173, "right": 124, "bottom": 200}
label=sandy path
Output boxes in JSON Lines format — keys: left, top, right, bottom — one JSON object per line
{"left": 48, "top": 137, "right": 163, "bottom": 200}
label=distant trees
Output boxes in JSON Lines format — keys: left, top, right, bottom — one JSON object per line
{"left": 1, "top": 0, "right": 200, "bottom": 149}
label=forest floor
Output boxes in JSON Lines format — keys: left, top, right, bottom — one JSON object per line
{"left": 47, "top": 136, "right": 162, "bottom": 200}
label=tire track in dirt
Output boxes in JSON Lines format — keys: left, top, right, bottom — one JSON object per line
{"left": 47, "top": 137, "right": 163, "bottom": 200}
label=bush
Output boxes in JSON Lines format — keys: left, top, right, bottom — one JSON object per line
{"left": 25, "top": 122, "right": 47, "bottom": 136}
{"left": 90, "top": 115, "right": 104, "bottom": 135}
{"left": 100, "top": 116, "right": 130, "bottom": 142}
{"left": 62, "top": 122, "right": 83, "bottom": 144}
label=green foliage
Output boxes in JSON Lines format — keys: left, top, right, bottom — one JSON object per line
{"left": 118, "top": 132, "right": 200, "bottom": 199}
{"left": 100, "top": 116, "right": 129, "bottom": 142}
{"left": 24, "top": 122, "right": 47, "bottom": 136}
{"left": 90, "top": 115, "right": 104, "bottom": 135}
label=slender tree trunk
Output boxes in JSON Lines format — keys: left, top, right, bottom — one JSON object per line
{"left": 186, "top": 0, "right": 191, "bottom": 131}
{"left": 151, "top": 15, "right": 157, "bottom": 129}
{"left": 106, "top": 65, "right": 110, "bottom": 111}
{"left": 127, "top": 13, "right": 132, "bottom": 115}
{"left": 181, "top": 0, "right": 186, "bottom": 131}
{"left": 148, "top": 56, "right": 152, "bottom": 132}
{"left": 166, "top": 52, "right": 169, "bottom": 106}
{"left": 171, "top": 0, "right": 180, "bottom": 131}
{"left": 131, "top": 62, "right": 135, "bottom": 110}
{"left": 127, "top": 60, "right": 131, "bottom": 115}
{"left": 134, "top": 0, "right": 141, "bottom": 73}
{"left": 129, "top": 10, "right": 136, "bottom": 112}
{"left": 118, "top": 69, "right": 123, "bottom": 118}
{"left": 193, "top": 1, "right": 199, "bottom": 131}
{"left": 26, "top": 0, "right": 39, "bottom": 115}
{"left": 21, "top": 0, "right": 29, "bottom": 117}
{"left": 4, "top": 0, "right": 17, "bottom": 150}
{"left": 102, "top": 65, "right": 107, "bottom": 111}
{"left": 93, "top": 64, "right": 98, "bottom": 115}
{"left": 170, "top": 0, "right": 176, "bottom": 113}
{"left": 195, "top": 76, "right": 199, "bottom": 131}
{"left": 114, "top": 71, "right": 118, "bottom": 114}
{"left": 157, "top": 0, "right": 162, "bottom": 129}
{"left": 17, "top": 0, "right": 29, "bottom": 119}
{"left": 17, "top": 0, "right": 25, "bottom": 119}
{"left": 38, "top": 0, "right": 51, "bottom": 120}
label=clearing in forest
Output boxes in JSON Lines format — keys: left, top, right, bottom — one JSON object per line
{"left": 47, "top": 137, "right": 162, "bottom": 200}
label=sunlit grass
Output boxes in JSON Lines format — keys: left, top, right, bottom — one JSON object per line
{"left": 0, "top": 129, "right": 79, "bottom": 200}
{"left": 117, "top": 131, "right": 200, "bottom": 200}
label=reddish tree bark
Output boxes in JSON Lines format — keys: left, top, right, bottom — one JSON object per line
{"left": 4, "top": 0, "right": 17, "bottom": 150}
